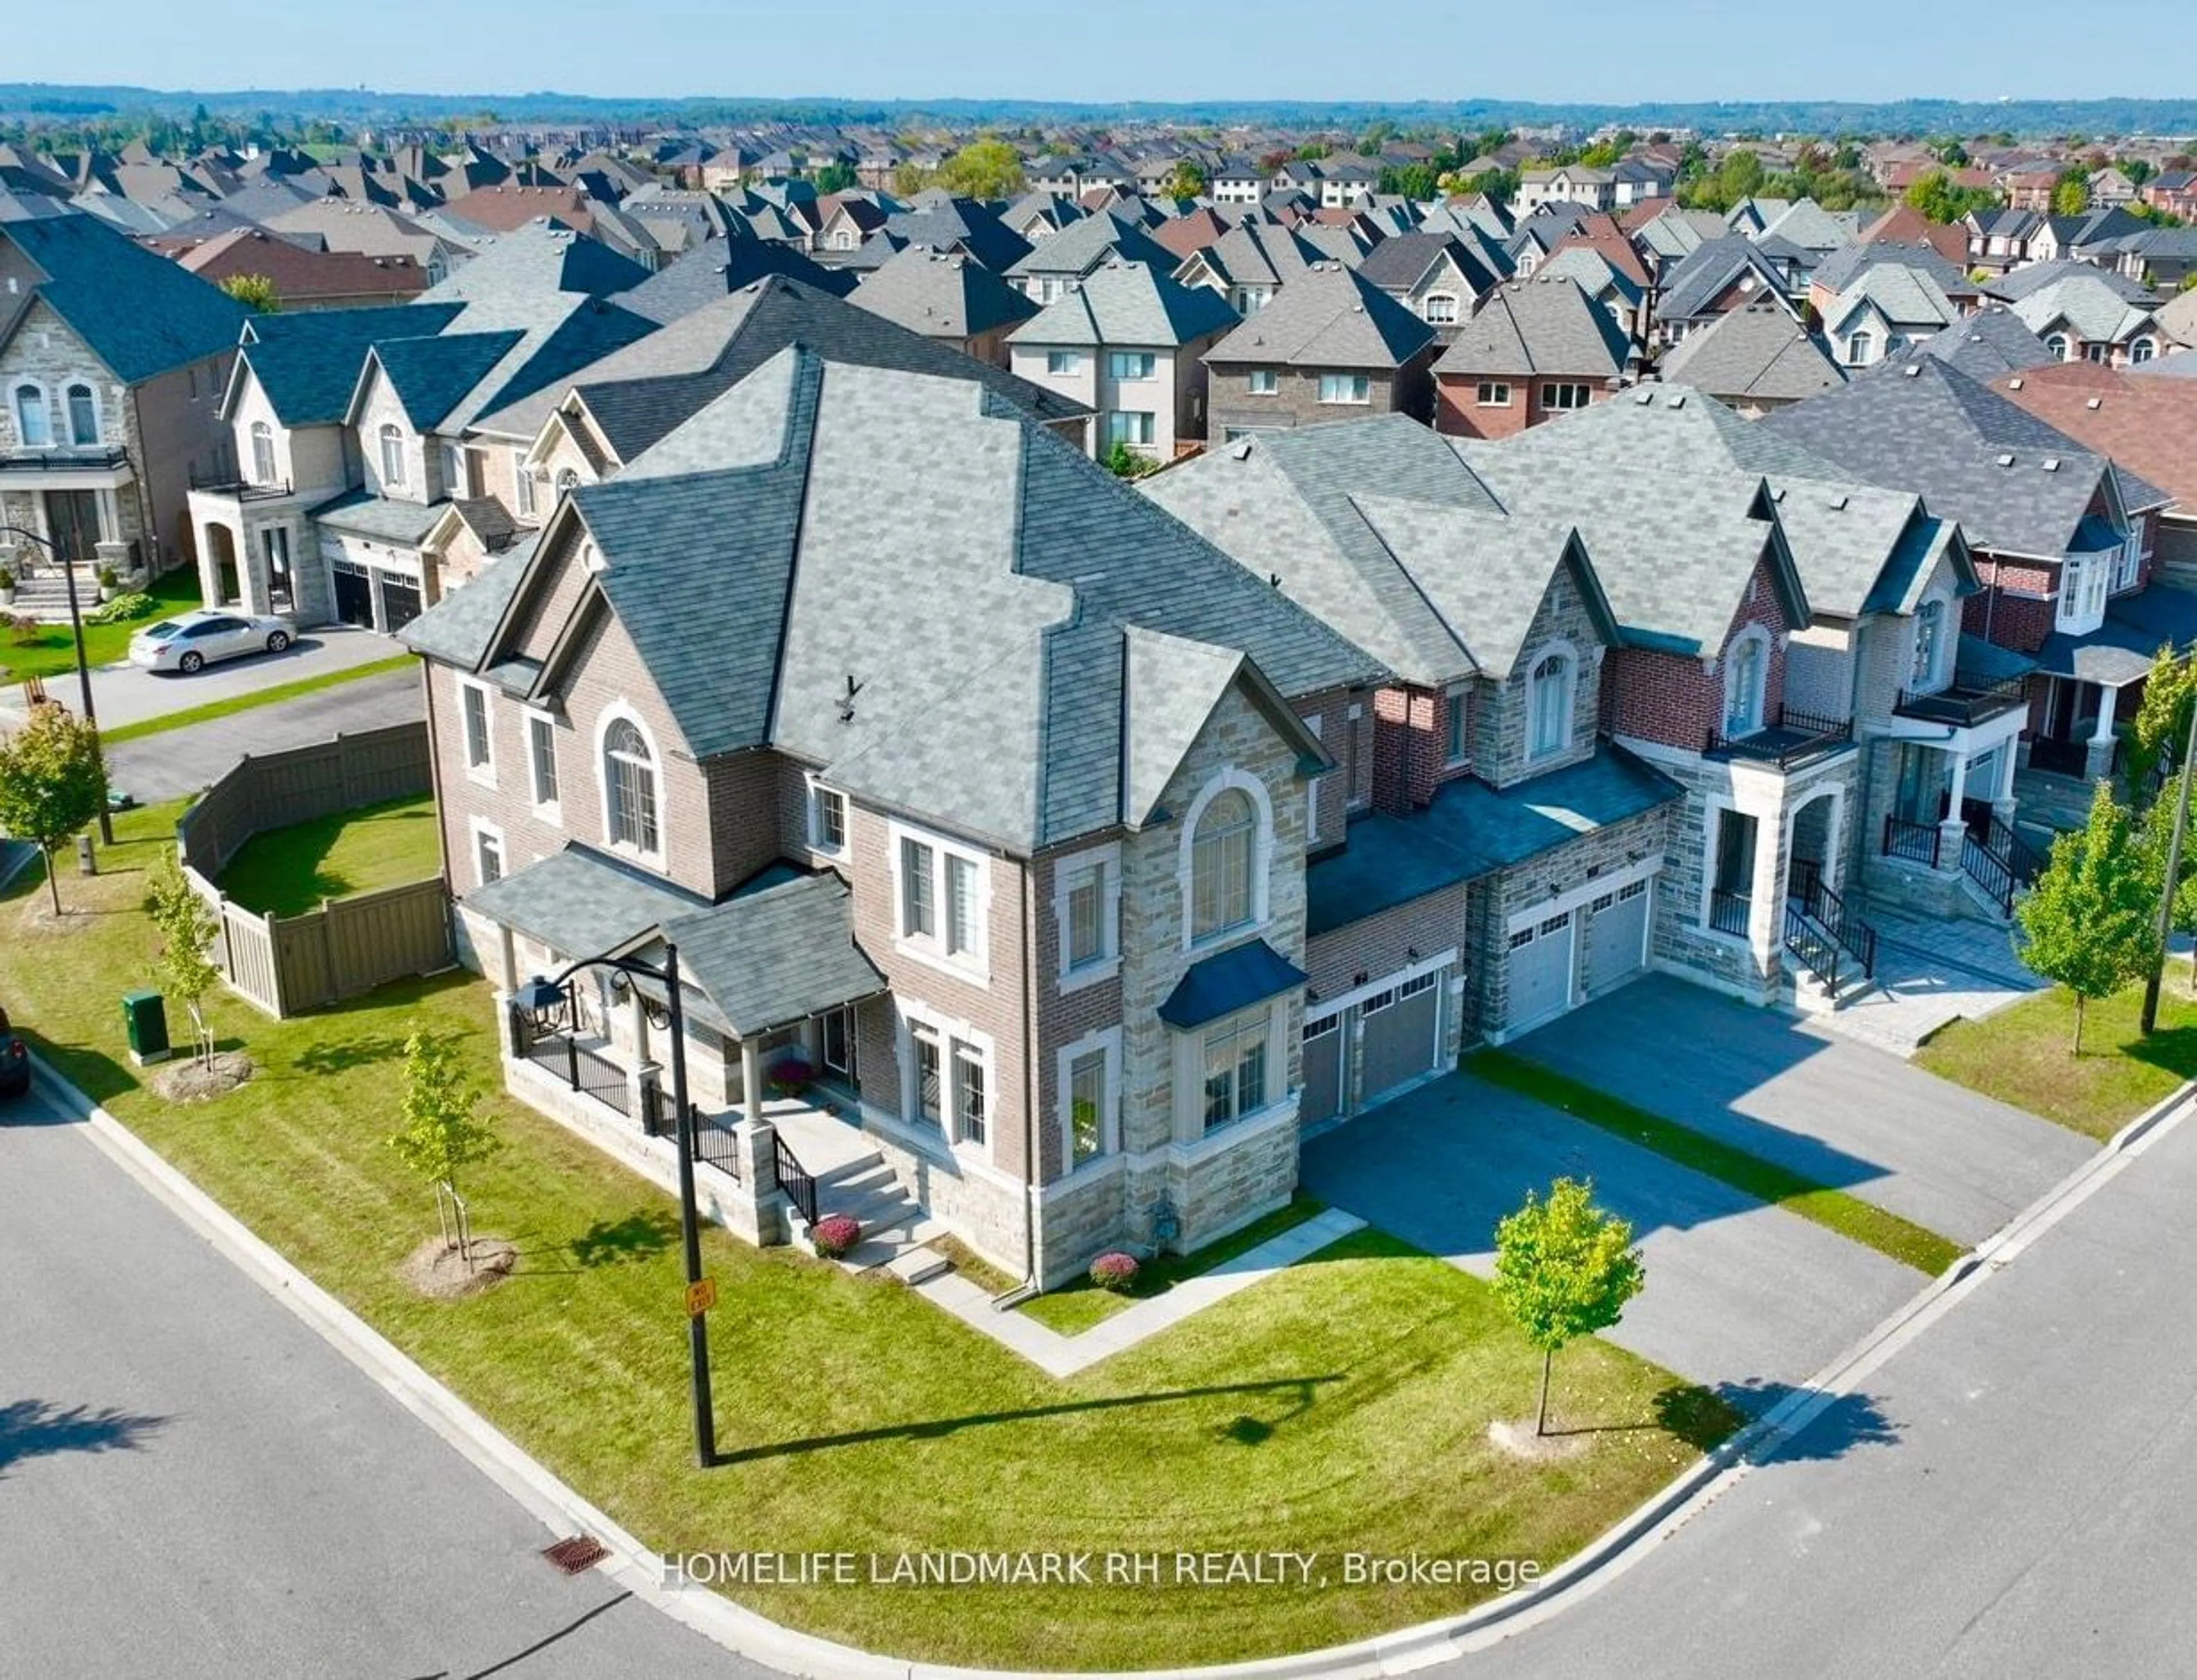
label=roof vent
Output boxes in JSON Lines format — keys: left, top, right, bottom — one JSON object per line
{"left": 1904, "top": 363, "right": 1923, "bottom": 378}
{"left": 1230, "top": 439, "right": 1254, "bottom": 460}
{"left": 1634, "top": 390, "right": 1655, "bottom": 405}
{"left": 2086, "top": 396, "right": 2103, "bottom": 410}
{"left": 1829, "top": 493, "right": 1849, "bottom": 510}
{"left": 2007, "top": 376, "right": 2023, "bottom": 390}
{"left": 1666, "top": 392, "right": 1686, "bottom": 408}
{"left": 2043, "top": 458, "right": 2061, "bottom": 471}
{"left": 1997, "top": 452, "right": 2016, "bottom": 467}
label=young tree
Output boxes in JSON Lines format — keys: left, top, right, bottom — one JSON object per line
{"left": 217, "top": 273, "right": 280, "bottom": 313}
{"left": 811, "top": 159, "right": 856, "bottom": 196}
{"left": 933, "top": 138, "right": 1024, "bottom": 201}
{"left": 2017, "top": 781, "right": 2160, "bottom": 1054}
{"left": 1492, "top": 1177, "right": 1645, "bottom": 1435}
{"left": 2121, "top": 644, "right": 2196, "bottom": 802}
{"left": 387, "top": 1031, "right": 501, "bottom": 1263}
{"left": 0, "top": 704, "right": 107, "bottom": 916}
{"left": 145, "top": 846, "right": 222, "bottom": 1067}
{"left": 2051, "top": 169, "right": 2091, "bottom": 217}
{"left": 1160, "top": 159, "right": 1208, "bottom": 201}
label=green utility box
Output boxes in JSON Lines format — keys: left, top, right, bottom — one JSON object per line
{"left": 122, "top": 989, "right": 170, "bottom": 1066}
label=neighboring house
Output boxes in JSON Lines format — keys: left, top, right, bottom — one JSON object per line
{"left": 1533, "top": 245, "right": 1648, "bottom": 343}
{"left": 2158, "top": 286, "right": 2197, "bottom": 352}
{"left": 2088, "top": 166, "right": 2137, "bottom": 207}
{"left": 1175, "top": 217, "right": 1323, "bottom": 318}
{"left": 171, "top": 227, "right": 429, "bottom": 309}
{"left": 1516, "top": 166, "right": 1615, "bottom": 215}
{"left": 1210, "top": 156, "right": 1266, "bottom": 205}
{"left": 848, "top": 244, "right": 1038, "bottom": 367}
{"left": 1807, "top": 240, "right": 1981, "bottom": 323}
{"left": 1821, "top": 266, "right": 1961, "bottom": 368}
{"left": 1202, "top": 262, "right": 1438, "bottom": 438}
{"left": 2004, "top": 272, "right": 2168, "bottom": 366}
{"left": 1656, "top": 299, "right": 1845, "bottom": 416}
{"left": 2142, "top": 169, "right": 2197, "bottom": 220}
{"left": 1003, "top": 211, "right": 1176, "bottom": 304}
{"left": 399, "top": 344, "right": 1382, "bottom": 1288}
{"left": 1653, "top": 235, "right": 1798, "bottom": 345}
{"left": 1890, "top": 303, "right": 2061, "bottom": 382}
{"left": 1005, "top": 258, "right": 1238, "bottom": 459}
{"left": 1611, "top": 158, "right": 1675, "bottom": 207}
{"left": 1856, "top": 202, "right": 1971, "bottom": 269}
{"left": 0, "top": 200, "right": 247, "bottom": 581}
{"left": 1351, "top": 231, "right": 1500, "bottom": 328}
{"left": 1430, "top": 276, "right": 1629, "bottom": 438}
{"left": 2116, "top": 227, "right": 2197, "bottom": 292}
{"left": 612, "top": 233, "right": 855, "bottom": 325}
{"left": 1763, "top": 357, "right": 2175, "bottom": 795}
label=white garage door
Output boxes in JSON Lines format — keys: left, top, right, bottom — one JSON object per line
{"left": 1360, "top": 970, "right": 1442, "bottom": 1100}
{"left": 1300, "top": 1012, "right": 1345, "bottom": 1126}
{"left": 1507, "top": 911, "right": 1576, "bottom": 1035}
{"left": 1585, "top": 879, "right": 1651, "bottom": 995}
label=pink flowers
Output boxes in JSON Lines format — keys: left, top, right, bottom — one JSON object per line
{"left": 811, "top": 1214, "right": 861, "bottom": 1258}
{"left": 1089, "top": 1251, "right": 1140, "bottom": 1292}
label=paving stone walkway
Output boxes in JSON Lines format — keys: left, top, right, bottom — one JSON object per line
{"left": 1812, "top": 900, "right": 2043, "bottom": 1057}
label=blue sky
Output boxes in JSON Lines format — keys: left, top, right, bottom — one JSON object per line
{"left": 7, "top": 0, "right": 2194, "bottom": 106}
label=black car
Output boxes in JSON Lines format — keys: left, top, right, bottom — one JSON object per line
{"left": 0, "top": 1005, "right": 28, "bottom": 1098}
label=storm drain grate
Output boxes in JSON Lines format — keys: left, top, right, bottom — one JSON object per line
{"left": 542, "top": 1535, "right": 610, "bottom": 1575}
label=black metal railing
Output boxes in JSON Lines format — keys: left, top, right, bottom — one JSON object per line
{"left": 1788, "top": 864, "right": 1878, "bottom": 979}
{"left": 1894, "top": 670, "right": 2029, "bottom": 726}
{"left": 517, "top": 1014, "right": 632, "bottom": 1117}
{"left": 690, "top": 1109, "right": 743, "bottom": 1181}
{"left": 774, "top": 1132, "right": 819, "bottom": 1227}
{"left": 188, "top": 466, "right": 294, "bottom": 501}
{"left": 1706, "top": 705, "right": 1854, "bottom": 769}
{"left": 1784, "top": 902, "right": 1849, "bottom": 993}
{"left": 1883, "top": 815, "right": 1943, "bottom": 868}
{"left": 0, "top": 444, "right": 132, "bottom": 474}
{"left": 1960, "top": 831, "right": 2018, "bottom": 915}
{"left": 1985, "top": 813, "right": 2046, "bottom": 889}
{"left": 1708, "top": 888, "right": 1751, "bottom": 937}
{"left": 2026, "top": 735, "right": 2092, "bottom": 778}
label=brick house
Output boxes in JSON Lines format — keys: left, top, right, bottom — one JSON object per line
{"left": 1431, "top": 276, "right": 1630, "bottom": 438}
{"left": 1203, "top": 263, "right": 1437, "bottom": 439}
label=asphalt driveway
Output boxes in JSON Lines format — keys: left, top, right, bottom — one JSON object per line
{"left": 103, "top": 667, "right": 423, "bottom": 804}
{"left": 1513, "top": 975, "right": 2092, "bottom": 1249}
{"left": 1302, "top": 1072, "right": 1923, "bottom": 1410}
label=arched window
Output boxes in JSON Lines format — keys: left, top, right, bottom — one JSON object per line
{"left": 2131, "top": 337, "right": 2157, "bottom": 365}
{"left": 1846, "top": 331, "right": 1873, "bottom": 366}
{"left": 1910, "top": 599, "right": 1946, "bottom": 692}
{"left": 12, "top": 383, "right": 49, "bottom": 447}
{"left": 2045, "top": 333, "right": 2069, "bottom": 362}
{"left": 603, "top": 717, "right": 660, "bottom": 856}
{"left": 378, "top": 423, "right": 406, "bottom": 486}
{"left": 1423, "top": 292, "right": 1459, "bottom": 324}
{"left": 1529, "top": 650, "right": 1573, "bottom": 758}
{"left": 1190, "top": 788, "right": 1255, "bottom": 940}
{"left": 249, "top": 420, "right": 276, "bottom": 485}
{"left": 1724, "top": 630, "right": 1768, "bottom": 736}
{"left": 65, "top": 383, "right": 97, "bottom": 446}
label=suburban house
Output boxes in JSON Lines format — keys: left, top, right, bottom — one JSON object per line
{"left": 1201, "top": 263, "right": 1437, "bottom": 439}
{"left": 1895, "top": 303, "right": 2061, "bottom": 382}
{"left": 0, "top": 200, "right": 247, "bottom": 584}
{"left": 1353, "top": 232, "right": 1501, "bottom": 329}
{"left": 1004, "top": 258, "right": 1238, "bottom": 460}
{"left": 1516, "top": 166, "right": 1615, "bottom": 215}
{"left": 1003, "top": 212, "right": 1177, "bottom": 304}
{"left": 1656, "top": 299, "right": 1846, "bottom": 416}
{"left": 1653, "top": 235, "right": 1798, "bottom": 346}
{"left": 847, "top": 245, "right": 1038, "bottom": 367}
{"left": 1430, "top": 276, "right": 1629, "bottom": 439}
{"left": 1821, "top": 267, "right": 1962, "bottom": 368}
{"left": 399, "top": 345, "right": 1382, "bottom": 1287}
{"left": 1172, "top": 220, "right": 1330, "bottom": 317}
{"left": 2000, "top": 271, "right": 2168, "bottom": 366}
{"left": 169, "top": 227, "right": 430, "bottom": 310}
{"left": 1533, "top": 244, "right": 1648, "bottom": 344}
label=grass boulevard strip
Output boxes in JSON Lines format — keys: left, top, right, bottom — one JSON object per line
{"left": 96, "top": 654, "right": 415, "bottom": 745}
{"left": 1468, "top": 1050, "right": 1965, "bottom": 1276}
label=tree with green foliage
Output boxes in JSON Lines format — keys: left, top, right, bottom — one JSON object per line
{"left": 0, "top": 704, "right": 107, "bottom": 916}
{"left": 2051, "top": 168, "right": 2091, "bottom": 216}
{"left": 218, "top": 272, "right": 280, "bottom": 313}
{"left": 1904, "top": 168, "right": 2000, "bottom": 224}
{"left": 145, "top": 845, "right": 222, "bottom": 1067}
{"left": 1380, "top": 162, "right": 1441, "bottom": 201}
{"left": 2121, "top": 157, "right": 2156, "bottom": 188}
{"left": 890, "top": 160, "right": 929, "bottom": 198}
{"left": 1101, "top": 439, "right": 1153, "bottom": 479}
{"left": 1934, "top": 138, "right": 1971, "bottom": 166}
{"left": 2017, "top": 781, "right": 2160, "bottom": 1054}
{"left": 812, "top": 159, "right": 856, "bottom": 195}
{"left": 934, "top": 138, "right": 1023, "bottom": 200}
{"left": 1160, "top": 158, "right": 1208, "bottom": 201}
{"left": 387, "top": 1030, "right": 501, "bottom": 1262}
{"left": 2121, "top": 645, "right": 2197, "bottom": 801}
{"left": 1294, "top": 141, "right": 1330, "bottom": 162}
{"left": 1492, "top": 1177, "right": 1645, "bottom": 1436}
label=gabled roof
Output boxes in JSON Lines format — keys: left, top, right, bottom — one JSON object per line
{"left": 1432, "top": 276, "right": 1628, "bottom": 381}
{"left": 1825, "top": 265, "right": 1960, "bottom": 335}
{"left": 1354, "top": 231, "right": 1499, "bottom": 300}
{"left": 417, "top": 220, "right": 649, "bottom": 304}
{"left": 850, "top": 244, "right": 1038, "bottom": 339}
{"left": 1984, "top": 259, "right": 2156, "bottom": 306}
{"left": 2006, "top": 273, "right": 2160, "bottom": 346}
{"left": 1756, "top": 198, "right": 1857, "bottom": 254}
{"left": 1657, "top": 300, "right": 1845, "bottom": 404}
{"left": 1002, "top": 208, "right": 1173, "bottom": 278}
{"left": 1202, "top": 263, "right": 1434, "bottom": 370}
{"left": 229, "top": 301, "right": 467, "bottom": 426}
{"left": 1811, "top": 239, "right": 1976, "bottom": 300}
{"left": 0, "top": 202, "right": 247, "bottom": 383}
{"left": 1656, "top": 235, "right": 1794, "bottom": 324}
{"left": 613, "top": 233, "right": 854, "bottom": 324}
{"left": 879, "top": 197, "right": 1030, "bottom": 273}
{"left": 1006, "top": 258, "right": 1238, "bottom": 350}
{"left": 359, "top": 331, "right": 525, "bottom": 431}
{"left": 1891, "top": 303, "right": 2059, "bottom": 382}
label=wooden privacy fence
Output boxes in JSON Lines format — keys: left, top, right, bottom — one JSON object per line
{"left": 176, "top": 722, "right": 453, "bottom": 1018}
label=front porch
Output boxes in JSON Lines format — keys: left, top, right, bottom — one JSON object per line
{"left": 1870, "top": 693, "right": 2035, "bottom": 920}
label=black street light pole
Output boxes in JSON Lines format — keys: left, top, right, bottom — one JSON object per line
{"left": 2142, "top": 689, "right": 2197, "bottom": 1034}
{"left": 1, "top": 522, "right": 113, "bottom": 844}
{"left": 517, "top": 944, "right": 716, "bottom": 1468}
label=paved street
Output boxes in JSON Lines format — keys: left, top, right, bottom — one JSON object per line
{"left": 0, "top": 1081, "right": 759, "bottom": 1680}
{"left": 0, "top": 623, "right": 404, "bottom": 733}
{"left": 1302, "top": 1070, "right": 1922, "bottom": 1409}
{"left": 1516, "top": 976, "right": 2092, "bottom": 1246}
{"left": 102, "top": 665, "right": 423, "bottom": 804}
{"left": 1450, "top": 1103, "right": 2197, "bottom": 1680}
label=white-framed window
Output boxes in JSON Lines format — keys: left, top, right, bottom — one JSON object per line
{"left": 1060, "top": 1027, "right": 1121, "bottom": 1170}
{"left": 1247, "top": 368, "right": 1279, "bottom": 395}
{"left": 524, "top": 707, "right": 559, "bottom": 816}
{"left": 1423, "top": 292, "right": 1459, "bottom": 324}
{"left": 808, "top": 779, "right": 846, "bottom": 854}
{"left": 1107, "top": 350, "right": 1156, "bottom": 380}
{"left": 1046, "top": 349, "right": 1081, "bottom": 375}
{"left": 1104, "top": 410, "right": 1155, "bottom": 447}
{"left": 2131, "top": 337, "right": 2157, "bottom": 365}
{"left": 513, "top": 451, "right": 537, "bottom": 517}
{"left": 1723, "top": 628, "right": 1769, "bottom": 737}
{"left": 1191, "top": 789, "right": 1255, "bottom": 939}
{"left": 1544, "top": 382, "right": 1591, "bottom": 410}
{"left": 910, "top": 1020, "right": 944, "bottom": 1129}
{"left": 2084, "top": 341, "right": 2109, "bottom": 364}
{"left": 1445, "top": 684, "right": 1470, "bottom": 766}
{"left": 378, "top": 422, "right": 405, "bottom": 486}
{"left": 891, "top": 822, "right": 989, "bottom": 976}
{"left": 249, "top": 420, "right": 277, "bottom": 485}
{"left": 600, "top": 712, "right": 662, "bottom": 858}
{"left": 11, "top": 382, "right": 49, "bottom": 447}
{"left": 1476, "top": 380, "right": 1511, "bottom": 407}
{"left": 2117, "top": 531, "right": 2143, "bottom": 591}
{"left": 554, "top": 466, "right": 580, "bottom": 499}
{"left": 1528, "top": 650, "right": 1573, "bottom": 758}
{"left": 902, "top": 1007, "right": 993, "bottom": 1154}
{"left": 2057, "top": 554, "right": 2110, "bottom": 633}
{"left": 1053, "top": 843, "right": 1121, "bottom": 988}
{"left": 471, "top": 818, "right": 505, "bottom": 887}
{"left": 1317, "top": 372, "right": 1371, "bottom": 405}
{"left": 953, "top": 1039, "right": 988, "bottom": 1145}
{"left": 458, "top": 679, "right": 493, "bottom": 777}
{"left": 442, "top": 442, "right": 469, "bottom": 494}
{"left": 1200, "top": 1004, "right": 1272, "bottom": 1134}
{"left": 2045, "top": 333, "right": 2069, "bottom": 362}
{"left": 1909, "top": 599, "right": 1947, "bottom": 692}
{"left": 65, "top": 382, "right": 98, "bottom": 446}
{"left": 1846, "top": 331, "right": 1874, "bottom": 366}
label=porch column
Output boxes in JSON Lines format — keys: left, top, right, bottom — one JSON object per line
{"left": 2085, "top": 686, "right": 2120, "bottom": 781}
{"left": 740, "top": 1035, "right": 763, "bottom": 1126}
{"left": 1938, "top": 748, "right": 1971, "bottom": 864}
{"left": 1748, "top": 809, "right": 1783, "bottom": 975}
{"left": 624, "top": 984, "right": 655, "bottom": 1122}
{"left": 496, "top": 923, "right": 517, "bottom": 992}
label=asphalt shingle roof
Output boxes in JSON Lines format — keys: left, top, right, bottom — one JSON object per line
{"left": 661, "top": 873, "right": 886, "bottom": 1037}
{"left": 1432, "top": 276, "right": 1628, "bottom": 380}
{"left": 851, "top": 244, "right": 1038, "bottom": 339}
{"left": 235, "top": 302, "right": 466, "bottom": 426}
{"left": 1, "top": 204, "right": 248, "bottom": 383}
{"left": 1657, "top": 301, "right": 1845, "bottom": 404}
{"left": 1203, "top": 263, "right": 1434, "bottom": 370}
{"left": 1005, "top": 258, "right": 1238, "bottom": 349}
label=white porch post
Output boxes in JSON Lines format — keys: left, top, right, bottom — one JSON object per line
{"left": 740, "top": 1035, "right": 763, "bottom": 1127}
{"left": 1748, "top": 803, "right": 1783, "bottom": 973}
{"left": 1938, "top": 748, "right": 1970, "bottom": 863}
{"left": 2086, "top": 686, "right": 2120, "bottom": 781}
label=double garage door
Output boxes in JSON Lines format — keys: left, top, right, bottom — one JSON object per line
{"left": 1300, "top": 970, "right": 1443, "bottom": 1127}
{"left": 1506, "top": 879, "right": 1651, "bottom": 1036}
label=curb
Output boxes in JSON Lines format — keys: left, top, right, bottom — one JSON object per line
{"left": 21, "top": 1051, "right": 2191, "bottom": 1679}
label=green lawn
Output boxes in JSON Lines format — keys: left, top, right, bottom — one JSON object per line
{"left": 100, "top": 655, "right": 416, "bottom": 746}
{"left": 1470, "top": 1051, "right": 1964, "bottom": 1276}
{"left": 0, "top": 807, "right": 1742, "bottom": 1670}
{"left": 1018, "top": 1194, "right": 1325, "bottom": 1335}
{"left": 0, "top": 569, "right": 199, "bottom": 682}
{"left": 216, "top": 792, "right": 442, "bottom": 916}
{"left": 1917, "top": 974, "right": 2197, "bottom": 1140}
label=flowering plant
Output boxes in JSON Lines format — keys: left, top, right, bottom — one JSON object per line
{"left": 811, "top": 1214, "right": 861, "bottom": 1258}
{"left": 1089, "top": 1251, "right": 1140, "bottom": 1292}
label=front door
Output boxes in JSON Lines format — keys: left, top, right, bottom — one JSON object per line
{"left": 43, "top": 489, "right": 102, "bottom": 563}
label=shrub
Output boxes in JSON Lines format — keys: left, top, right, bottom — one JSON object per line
{"left": 95, "top": 565, "right": 119, "bottom": 589}
{"left": 811, "top": 1214, "right": 861, "bottom": 1259}
{"left": 0, "top": 566, "right": 15, "bottom": 590}
{"left": 1089, "top": 1250, "right": 1140, "bottom": 1292}
{"left": 86, "top": 592, "right": 157, "bottom": 626}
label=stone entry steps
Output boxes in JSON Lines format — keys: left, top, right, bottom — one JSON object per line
{"left": 765, "top": 1102, "right": 953, "bottom": 1278}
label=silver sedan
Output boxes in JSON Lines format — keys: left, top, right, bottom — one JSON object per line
{"left": 129, "top": 609, "right": 296, "bottom": 675}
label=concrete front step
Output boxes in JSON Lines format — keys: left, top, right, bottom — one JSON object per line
{"left": 884, "top": 1246, "right": 953, "bottom": 1285}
